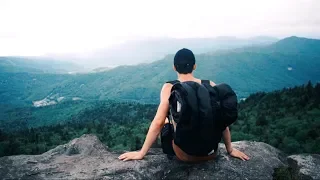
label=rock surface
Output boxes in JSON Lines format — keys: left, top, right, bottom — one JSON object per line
{"left": 287, "top": 154, "right": 320, "bottom": 180}
{"left": 0, "top": 134, "right": 317, "bottom": 180}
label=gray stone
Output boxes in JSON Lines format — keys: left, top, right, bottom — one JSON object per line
{"left": 0, "top": 134, "right": 312, "bottom": 180}
{"left": 287, "top": 154, "right": 320, "bottom": 180}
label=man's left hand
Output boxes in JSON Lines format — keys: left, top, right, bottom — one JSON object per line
{"left": 229, "top": 148, "right": 250, "bottom": 161}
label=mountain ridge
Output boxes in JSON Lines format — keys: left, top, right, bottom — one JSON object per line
{"left": 0, "top": 56, "right": 84, "bottom": 74}
{"left": 0, "top": 36, "right": 319, "bottom": 105}
{"left": 44, "top": 36, "right": 278, "bottom": 68}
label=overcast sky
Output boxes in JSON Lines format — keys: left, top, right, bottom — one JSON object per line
{"left": 0, "top": 0, "right": 319, "bottom": 56}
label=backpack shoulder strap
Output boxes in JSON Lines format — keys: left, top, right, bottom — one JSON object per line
{"left": 166, "top": 80, "right": 180, "bottom": 122}
{"left": 166, "top": 80, "right": 180, "bottom": 85}
{"left": 201, "top": 79, "right": 220, "bottom": 98}
{"left": 168, "top": 80, "right": 209, "bottom": 85}
{"left": 201, "top": 80, "right": 210, "bottom": 85}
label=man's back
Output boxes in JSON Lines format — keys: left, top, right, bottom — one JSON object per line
{"left": 164, "top": 77, "right": 220, "bottom": 161}
{"left": 118, "top": 48, "right": 249, "bottom": 163}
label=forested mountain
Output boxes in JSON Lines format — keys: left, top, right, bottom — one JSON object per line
{"left": 0, "top": 57, "right": 83, "bottom": 73}
{"left": 217, "top": 36, "right": 320, "bottom": 55}
{"left": 234, "top": 81, "right": 320, "bottom": 154}
{"left": 266, "top": 36, "right": 320, "bottom": 55}
{"left": 0, "top": 82, "right": 319, "bottom": 157}
{"left": 1, "top": 36, "right": 319, "bottom": 106}
{"left": 48, "top": 36, "right": 278, "bottom": 68}
{"left": 0, "top": 73, "right": 70, "bottom": 105}
{"left": 0, "top": 101, "right": 157, "bottom": 156}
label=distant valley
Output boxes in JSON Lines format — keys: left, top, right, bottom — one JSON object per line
{"left": 1, "top": 36, "right": 319, "bottom": 107}
{"left": 45, "top": 36, "right": 278, "bottom": 68}
{"left": 0, "top": 36, "right": 319, "bottom": 157}
{"left": 0, "top": 56, "right": 83, "bottom": 74}
{"left": 0, "top": 81, "right": 318, "bottom": 156}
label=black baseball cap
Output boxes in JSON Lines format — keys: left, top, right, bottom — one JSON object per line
{"left": 174, "top": 48, "right": 196, "bottom": 66}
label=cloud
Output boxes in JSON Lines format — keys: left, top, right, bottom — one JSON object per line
{"left": 0, "top": 0, "right": 319, "bottom": 55}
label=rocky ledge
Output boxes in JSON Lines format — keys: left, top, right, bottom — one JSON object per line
{"left": 0, "top": 134, "right": 319, "bottom": 180}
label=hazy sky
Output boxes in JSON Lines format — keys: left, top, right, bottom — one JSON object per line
{"left": 0, "top": 0, "right": 319, "bottom": 56}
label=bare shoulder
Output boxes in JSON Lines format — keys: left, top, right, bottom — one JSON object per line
{"left": 162, "top": 82, "right": 173, "bottom": 91}
{"left": 210, "top": 80, "right": 216, "bottom": 87}
{"left": 160, "top": 83, "right": 173, "bottom": 100}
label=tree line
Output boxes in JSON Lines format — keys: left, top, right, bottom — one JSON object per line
{"left": 0, "top": 82, "right": 319, "bottom": 157}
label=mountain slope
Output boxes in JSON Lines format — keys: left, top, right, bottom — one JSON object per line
{"left": 267, "top": 36, "right": 320, "bottom": 55}
{"left": 232, "top": 81, "right": 320, "bottom": 154}
{"left": 0, "top": 72, "right": 70, "bottom": 104}
{"left": 0, "top": 36, "right": 319, "bottom": 105}
{"left": 0, "top": 82, "right": 319, "bottom": 156}
{"left": 48, "top": 36, "right": 278, "bottom": 68}
{"left": 46, "top": 36, "right": 320, "bottom": 103}
{"left": 0, "top": 56, "right": 83, "bottom": 73}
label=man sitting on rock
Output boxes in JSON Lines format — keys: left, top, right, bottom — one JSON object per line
{"left": 119, "top": 48, "right": 250, "bottom": 162}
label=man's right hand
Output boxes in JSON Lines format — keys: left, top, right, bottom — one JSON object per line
{"left": 118, "top": 151, "right": 145, "bottom": 161}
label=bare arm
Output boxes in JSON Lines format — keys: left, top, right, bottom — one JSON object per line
{"left": 213, "top": 80, "right": 249, "bottom": 161}
{"left": 140, "top": 84, "right": 171, "bottom": 155}
{"left": 211, "top": 81, "right": 233, "bottom": 153}
{"left": 222, "top": 126, "right": 250, "bottom": 161}
{"left": 118, "top": 83, "right": 171, "bottom": 161}
{"left": 222, "top": 127, "right": 233, "bottom": 153}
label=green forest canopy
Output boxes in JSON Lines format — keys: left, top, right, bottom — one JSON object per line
{"left": 0, "top": 81, "right": 319, "bottom": 157}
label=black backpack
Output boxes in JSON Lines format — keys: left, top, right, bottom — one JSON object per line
{"left": 167, "top": 80, "right": 238, "bottom": 156}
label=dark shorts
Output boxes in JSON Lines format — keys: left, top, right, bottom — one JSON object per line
{"left": 160, "top": 123, "right": 175, "bottom": 156}
{"left": 161, "top": 123, "right": 220, "bottom": 159}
